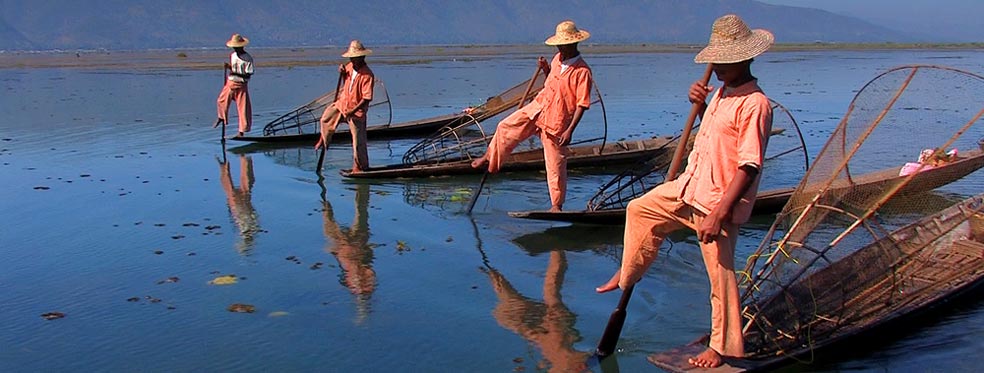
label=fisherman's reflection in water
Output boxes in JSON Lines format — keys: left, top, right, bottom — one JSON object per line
{"left": 483, "top": 250, "right": 591, "bottom": 372}
{"left": 219, "top": 154, "right": 260, "bottom": 254}
{"left": 322, "top": 183, "right": 376, "bottom": 324}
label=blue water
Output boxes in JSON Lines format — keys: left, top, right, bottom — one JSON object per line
{"left": 2, "top": 47, "right": 984, "bottom": 372}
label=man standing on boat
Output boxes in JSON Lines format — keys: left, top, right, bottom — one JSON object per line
{"left": 596, "top": 14, "right": 774, "bottom": 369}
{"left": 470, "top": 20, "right": 593, "bottom": 212}
{"left": 315, "top": 40, "right": 375, "bottom": 173}
{"left": 215, "top": 33, "right": 254, "bottom": 138}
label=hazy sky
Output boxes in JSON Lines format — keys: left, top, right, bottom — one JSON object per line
{"left": 758, "top": 0, "right": 984, "bottom": 41}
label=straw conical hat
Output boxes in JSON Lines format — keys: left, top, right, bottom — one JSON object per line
{"left": 225, "top": 33, "right": 249, "bottom": 48}
{"left": 694, "top": 14, "right": 774, "bottom": 64}
{"left": 544, "top": 20, "right": 590, "bottom": 46}
{"left": 342, "top": 40, "right": 373, "bottom": 58}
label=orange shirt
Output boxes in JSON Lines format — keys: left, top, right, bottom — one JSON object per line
{"left": 337, "top": 62, "right": 374, "bottom": 119}
{"left": 520, "top": 53, "right": 593, "bottom": 137}
{"left": 676, "top": 79, "right": 772, "bottom": 224}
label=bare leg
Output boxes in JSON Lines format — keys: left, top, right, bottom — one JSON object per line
{"left": 595, "top": 269, "right": 621, "bottom": 293}
{"left": 688, "top": 348, "right": 723, "bottom": 368}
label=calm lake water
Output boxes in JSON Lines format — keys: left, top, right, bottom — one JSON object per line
{"left": 2, "top": 46, "right": 984, "bottom": 372}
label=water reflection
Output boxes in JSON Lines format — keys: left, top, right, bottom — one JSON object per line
{"left": 512, "top": 225, "right": 623, "bottom": 255}
{"left": 321, "top": 183, "right": 376, "bottom": 324}
{"left": 481, "top": 244, "right": 592, "bottom": 372}
{"left": 218, "top": 153, "right": 260, "bottom": 254}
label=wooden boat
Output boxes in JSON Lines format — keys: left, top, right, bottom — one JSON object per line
{"left": 341, "top": 110, "right": 790, "bottom": 179}
{"left": 509, "top": 99, "right": 811, "bottom": 222}
{"left": 649, "top": 193, "right": 984, "bottom": 372}
{"left": 230, "top": 74, "right": 545, "bottom": 144}
{"left": 508, "top": 187, "right": 794, "bottom": 224}
{"left": 340, "top": 135, "right": 676, "bottom": 178}
{"left": 647, "top": 65, "right": 984, "bottom": 372}
{"left": 508, "top": 149, "right": 984, "bottom": 224}
{"left": 230, "top": 112, "right": 463, "bottom": 143}
{"left": 341, "top": 76, "right": 620, "bottom": 178}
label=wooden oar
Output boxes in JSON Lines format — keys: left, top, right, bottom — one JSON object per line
{"left": 467, "top": 63, "right": 544, "bottom": 214}
{"left": 316, "top": 70, "right": 346, "bottom": 175}
{"left": 595, "top": 63, "right": 714, "bottom": 358}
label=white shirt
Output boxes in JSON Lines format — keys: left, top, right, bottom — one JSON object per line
{"left": 228, "top": 51, "right": 254, "bottom": 83}
{"left": 560, "top": 55, "right": 582, "bottom": 74}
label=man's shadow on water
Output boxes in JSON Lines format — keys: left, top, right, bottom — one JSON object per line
{"left": 218, "top": 152, "right": 261, "bottom": 255}
{"left": 319, "top": 181, "right": 377, "bottom": 325}
{"left": 471, "top": 219, "right": 621, "bottom": 372}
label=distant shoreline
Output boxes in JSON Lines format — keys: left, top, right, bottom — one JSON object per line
{"left": 2, "top": 42, "right": 982, "bottom": 70}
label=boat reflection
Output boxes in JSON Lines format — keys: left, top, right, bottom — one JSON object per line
{"left": 218, "top": 153, "right": 260, "bottom": 255}
{"left": 321, "top": 183, "right": 376, "bottom": 324}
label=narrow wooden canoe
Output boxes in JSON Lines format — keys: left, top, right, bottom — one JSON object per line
{"left": 231, "top": 74, "right": 546, "bottom": 144}
{"left": 340, "top": 136, "right": 677, "bottom": 178}
{"left": 229, "top": 112, "right": 464, "bottom": 143}
{"left": 508, "top": 187, "right": 794, "bottom": 224}
{"left": 508, "top": 149, "right": 984, "bottom": 224}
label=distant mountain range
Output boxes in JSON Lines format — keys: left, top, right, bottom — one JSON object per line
{"left": 0, "top": 0, "right": 920, "bottom": 51}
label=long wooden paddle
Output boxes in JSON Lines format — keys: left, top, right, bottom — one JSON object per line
{"left": 316, "top": 70, "right": 346, "bottom": 175}
{"left": 595, "top": 63, "right": 714, "bottom": 358}
{"left": 467, "top": 63, "right": 544, "bottom": 214}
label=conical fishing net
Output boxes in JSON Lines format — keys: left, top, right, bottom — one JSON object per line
{"left": 401, "top": 74, "right": 608, "bottom": 165}
{"left": 262, "top": 78, "right": 392, "bottom": 137}
{"left": 739, "top": 65, "right": 984, "bottom": 359}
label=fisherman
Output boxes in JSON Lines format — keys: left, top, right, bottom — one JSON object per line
{"left": 315, "top": 40, "right": 375, "bottom": 173}
{"left": 215, "top": 33, "right": 254, "bottom": 137}
{"left": 470, "top": 20, "right": 593, "bottom": 212}
{"left": 595, "top": 14, "right": 774, "bottom": 368}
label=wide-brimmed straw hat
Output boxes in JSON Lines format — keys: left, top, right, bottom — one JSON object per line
{"left": 544, "top": 20, "right": 590, "bottom": 46}
{"left": 341, "top": 40, "right": 373, "bottom": 58}
{"left": 694, "top": 14, "right": 774, "bottom": 64}
{"left": 225, "top": 33, "right": 249, "bottom": 48}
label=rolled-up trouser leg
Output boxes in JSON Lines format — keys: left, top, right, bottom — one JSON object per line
{"left": 319, "top": 103, "right": 342, "bottom": 139}
{"left": 348, "top": 117, "right": 369, "bottom": 171}
{"left": 233, "top": 82, "right": 251, "bottom": 133}
{"left": 216, "top": 82, "right": 232, "bottom": 123}
{"left": 619, "top": 182, "right": 690, "bottom": 289}
{"left": 540, "top": 131, "right": 569, "bottom": 208}
{"left": 693, "top": 213, "right": 744, "bottom": 358}
{"left": 485, "top": 110, "right": 538, "bottom": 173}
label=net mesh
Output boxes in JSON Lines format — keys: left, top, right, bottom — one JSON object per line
{"left": 261, "top": 78, "right": 392, "bottom": 136}
{"left": 401, "top": 73, "right": 608, "bottom": 165}
{"left": 586, "top": 99, "right": 809, "bottom": 211}
{"left": 738, "top": 65, "right": 984, "bottom": 359}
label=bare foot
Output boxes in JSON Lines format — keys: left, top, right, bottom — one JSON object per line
{"left": 595, "top": 270, "right": 621, "bottom": 293}
{"left": 688, "top": 348, "right": 723, "bottom": 368}
{"left": 470, "top": 155, "right": 489, "bottom": 169}
{"left": 236, "top": 132, "right": 244, "bottom": 137}
{"left": 549, "top": 205, "right": 562, "bottom": 212}
{"left": 213, "top": 118, "right": 224, "bottom": 128}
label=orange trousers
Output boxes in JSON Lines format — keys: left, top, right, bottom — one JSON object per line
{"left": 216, "top": 80, "right": 252, "bottom": 133}
{"left": 620, "top": 181, "right": 744, "bottom": 358}
{"left": 483, "top": 110, "right": 568, "bottom": 208}
{"left": 321, "top": 103, "right": 369, "bottom": 171}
